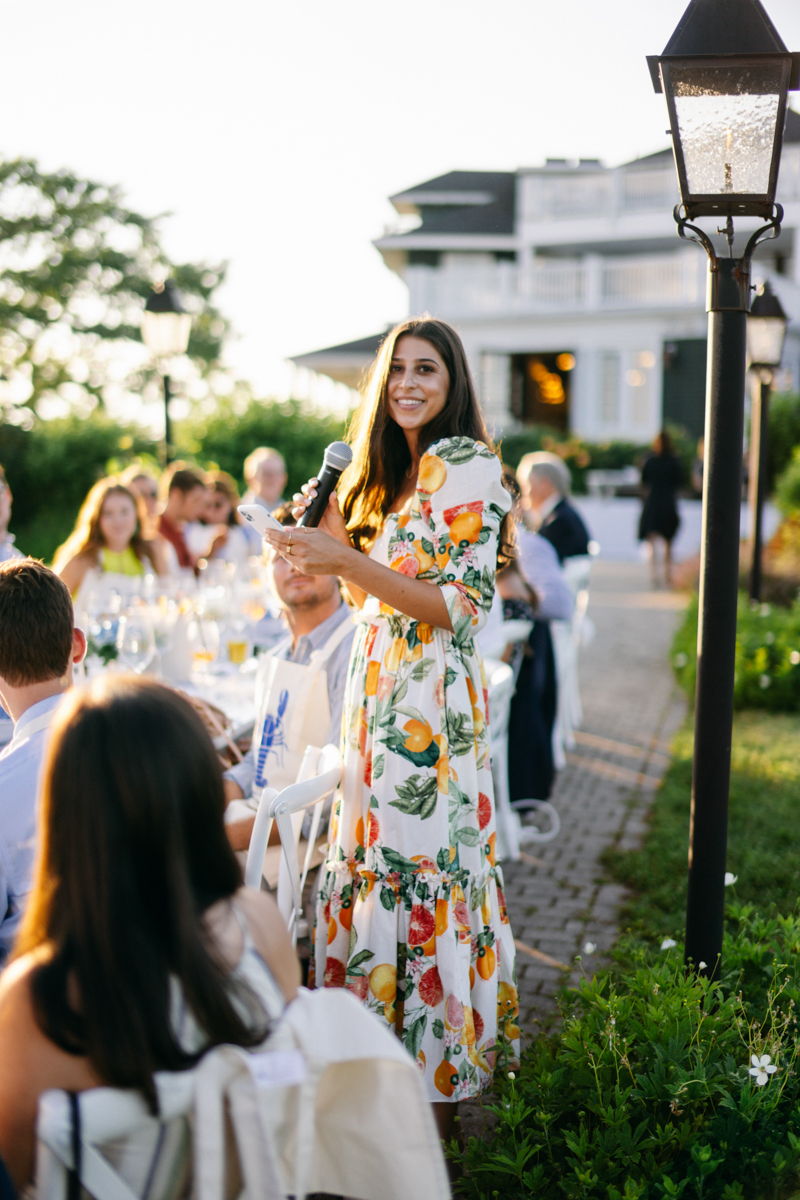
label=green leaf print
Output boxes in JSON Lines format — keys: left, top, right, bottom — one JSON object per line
{"left": 389, "top": 775, "right": 439, "bottom": 819}
{"left": 379, "top": 886, "right": 396, "bottom": 913}
{"left": 432, "top": 1018, "right": 445, "bottom": 1040}
{"left": 381, "top": 847, "right": 423, "bottom": 875}
{"left": 444, "top": 666, "right": 457, "bottom": 688}
{"left": 390, "top": 677, "right": 409, "bottom": 706}
{"left": 394, "top": 741, "right": 440, "bottom": 770}
{"left": 409, "top": 658, "right": 435, "bottom": 682}
{"left": 403, "top": 1013, "right": 427, "bottom": 1060}
{"left": 435, "top": 437, "right": 492, "bottom": 466}
{"left": 446, "top": 710, "right": 476, "bottom": 758}
{"left": 456, "top": 826, "right": 480, "bottom": 847}
{"left": 347, "top": 949, "right": 375, "bottom": 971}
{"left": 436, "top": 847, "right": 451, "bottom": 872}
{"left": 421, "top": 537, "right": 434, "bottom": 556}
{"left": 452, "top": 614, "right": 474, "bottom": 646}
{"left": 371, "top": 756, "right": 385, "bottom": 781}
{"left": 394, "top": 704, "right": 426, "bottom": 723}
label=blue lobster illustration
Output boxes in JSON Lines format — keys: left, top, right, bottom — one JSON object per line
{"left": 254, "top": 688, "right": 289, "bottom": 789}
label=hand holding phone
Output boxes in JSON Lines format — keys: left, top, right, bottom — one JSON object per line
{"left": 237, "top": 505, "right": 285, "bottom": 538}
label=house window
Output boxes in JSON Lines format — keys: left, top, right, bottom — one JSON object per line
{"left": 599, "top": 353, "right": 620, "bottom": 423}
{"left": 510, "top": 352, "right": 574, "bottom": 432}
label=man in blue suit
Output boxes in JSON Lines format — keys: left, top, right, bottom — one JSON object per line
{"left": 517, "top": 451, "right": 591, "bottom": 563}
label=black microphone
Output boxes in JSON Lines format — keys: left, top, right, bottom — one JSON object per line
{"left": 297, "top": 441, "right": 353, "bottom": 528}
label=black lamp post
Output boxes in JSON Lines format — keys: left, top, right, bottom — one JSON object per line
{"left": 649, "top": 0, "right": 799, "bottom": 978}
{"left": 747, "top": 280, "right": 787, "bottom": 601}
{"left": 141, "top": 280, "right": 192, "bottom": 465}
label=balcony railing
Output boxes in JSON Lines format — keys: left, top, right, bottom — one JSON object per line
{"left": 406, "top": 252, "right": 706, "bottom": 319}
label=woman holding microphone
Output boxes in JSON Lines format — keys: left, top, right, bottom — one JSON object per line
{"left": 263, "top": 318, "right": 519, "bottom": 1135}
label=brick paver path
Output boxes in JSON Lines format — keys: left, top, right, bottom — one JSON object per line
{"left": 503, "top": 560, "right": 688, "bottom": 1031}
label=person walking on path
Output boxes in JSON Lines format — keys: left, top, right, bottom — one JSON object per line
{"left": 638, "top": 430, "right": 683, "bottom": 588}
{"left": 264, "top": 317, "right": 519, "bottom": 1139}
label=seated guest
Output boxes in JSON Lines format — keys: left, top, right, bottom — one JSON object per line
{"left": 497, "top": 474, "right": 571, "bottom": 804}
{"left": 119, "top": 464, "right": 161, "bottom": 535}
{"left": 186, "top": 471, "right": 250, "bottom": 569}
{"left": 241, "top": 447, "right": 288, "bottom": 552}
{"left": 224, "top": 505, "right": 355, "bottom": 851}
{"left": 0, "top": 467, "right": 21, "bottom": 565}
{"left": 517, "top": 451, "right": 590, "bottom": 562}
{"left": 53, "top": 479, "right": 168, "bottom": 596}
{"left": 157, "top": 463, "right": 210, "bottom": 574}
{"left": 0, "top": 468, "right": 22, "bottom": 747}
{"left": 0, "top": 675, "right": 299, "bottom": 1189}
{"left": 0, "top": 560, "right": 86, "bottom": 966}
{"left": 243, "top": 446, "right": 287, "bottom": 512}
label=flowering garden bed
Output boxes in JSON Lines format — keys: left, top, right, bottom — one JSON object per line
{"left": 452, "top": 695, "right": 800, "bottom": 1196}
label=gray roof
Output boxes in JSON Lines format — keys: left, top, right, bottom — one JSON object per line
{"left": 289, "top": 331, "right": 386, "bottom": 388}
{"left": 389, "top": 171, "right": 516, "bottom": 237}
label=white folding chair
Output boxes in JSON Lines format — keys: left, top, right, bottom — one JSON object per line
{"left": 245, "top": 744, "right": 343, "bottom": 944}
{"left": 551, "top": 552, "right": 595, "bottom": 763}
{"left": 485, "top": 658, "right": 522, "bottom": 862}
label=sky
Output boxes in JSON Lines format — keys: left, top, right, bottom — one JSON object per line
{"left": 3, "top": 0, "right": 800, "bottom": 409}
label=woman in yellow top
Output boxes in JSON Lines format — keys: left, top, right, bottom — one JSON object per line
{"left": 53, "top": 478, "right": 168, "bottom": 596}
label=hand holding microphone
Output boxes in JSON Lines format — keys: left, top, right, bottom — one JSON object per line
{"left": 256, "top": 441, "right": 354, "bottom": 574}
{"left": 294, "top": 441, "right": 352, "bottom": 529}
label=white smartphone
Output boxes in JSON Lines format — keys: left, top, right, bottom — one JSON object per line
{"left": 237, "top": 505, "right": 286, "bottom": 537}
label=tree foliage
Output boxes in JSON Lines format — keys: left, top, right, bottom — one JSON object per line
{"left": 0, "top": 157, "right": 229, "bottom": 424}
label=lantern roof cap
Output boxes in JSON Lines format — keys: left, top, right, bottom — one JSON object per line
{"left": 144, "top": 279, "right": 186, "bottom": 315}
{"left": 750, "top": 279, "right": 787, "bottom": 319}
{"left": 648, "top": 0, "right": 800, "bottom": 91}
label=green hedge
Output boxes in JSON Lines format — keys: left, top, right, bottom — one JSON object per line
{"left": 498, "top": 425, "right": 696, "bottom": 495}
{"left": 672, "top": 594, "right": 800, "bottom": 712}
{"left": 1, "top": 400, "right": 345, "bottom": 563}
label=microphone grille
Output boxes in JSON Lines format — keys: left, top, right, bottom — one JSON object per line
{"left": 324, "top": 441, "right": 353, "bottom": 471}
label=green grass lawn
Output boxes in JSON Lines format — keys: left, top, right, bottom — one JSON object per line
{"left": 604, "top": 710, "right": 800, "bottom": 945}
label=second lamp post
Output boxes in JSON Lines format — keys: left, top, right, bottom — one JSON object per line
{"left": 746, "top": 280, "right": 788, "bottom": 601}
{"left": 142, "top": 280, "right": 192, "bottom": 465}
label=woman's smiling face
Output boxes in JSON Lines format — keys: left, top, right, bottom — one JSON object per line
{"left": 386, "top": 336, "right": 450, "bottom": 437}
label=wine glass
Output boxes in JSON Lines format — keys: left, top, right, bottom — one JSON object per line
{"left": 116, "top": 614, "right": 156, "bottom": 675}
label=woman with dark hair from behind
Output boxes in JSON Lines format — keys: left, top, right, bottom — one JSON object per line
{"left": 638, "top": 429, "right": 684, "bottom": 588}
{"left": 0, "top": 676, "right": 299, "bottom": 1190}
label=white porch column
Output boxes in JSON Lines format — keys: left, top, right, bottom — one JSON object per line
{"left": 479, "top": 353, "right": 512, "bottom": 436}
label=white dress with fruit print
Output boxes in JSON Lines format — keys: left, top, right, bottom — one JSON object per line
{"left": 311, "top": 436, "right": 520, "bottom": 1102}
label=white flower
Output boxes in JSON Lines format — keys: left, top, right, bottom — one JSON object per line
{"left": 508, "top": 1071, "right": 516, "bottom": 1079}
{"left": 790, "top": 650, "right": 800, "bottom": 666}
{"left": 725, "top": 872, "right": 738, "bottom": 886}
{"left": 699, "top": 962, "right": 707, "bottom": 970}
{"left": 674, "top": 652, "right": 688, "bottom": 669}
{"left": 765, "top": 632, "right": 775, "bottom": 645}
{"left": 759, "top": 674, "right": 771, "bottom": 689}
{"left": 661, "top": 938, "right": 677, "bottom": 950}
{"left": 749, "top": 1054, "right": 778, "bottom": 1086}
{"left": 760, "top": 603, "right": 772, "bottom": 617}
{"left": 583, "top": 942, "right": 596, "bottom": 954}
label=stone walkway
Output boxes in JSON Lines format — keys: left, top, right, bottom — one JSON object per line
{"left": 503, "top": 559, "right": 688, "bottom": 1032}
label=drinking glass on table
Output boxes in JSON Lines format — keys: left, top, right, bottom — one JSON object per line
{"left": 116, "top": 614, "right": 156, "bottom": 675}
{"left": 187, "top": 617, "right": 220, "bottom": 675}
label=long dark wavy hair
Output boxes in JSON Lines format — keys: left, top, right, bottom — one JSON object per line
{"left": 15, "top": 677, "right": 268, "bottom": 1110}
{"left": 340, "top": 316, "right": 513, "bottom": 565}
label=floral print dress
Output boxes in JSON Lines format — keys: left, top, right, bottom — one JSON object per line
{"left": 311, "top": 436, "right": 520, "bottom": 1102}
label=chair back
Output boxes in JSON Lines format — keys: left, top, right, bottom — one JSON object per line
{"left": 268, "top": 744, "right": 343, "bottom": 943}
{"left": 35, "top": 988, "right": 450, "bottom": 1200}
{"left": 484, "top": 658, "right": 521, "bottom": 861}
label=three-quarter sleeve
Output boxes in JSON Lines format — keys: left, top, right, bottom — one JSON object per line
{"left": 417, "top": 437, "right": 511, "bottom": 643}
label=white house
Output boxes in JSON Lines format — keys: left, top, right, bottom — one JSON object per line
{"left": 291, "top": 113, "right": 800, "bottom": 443}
